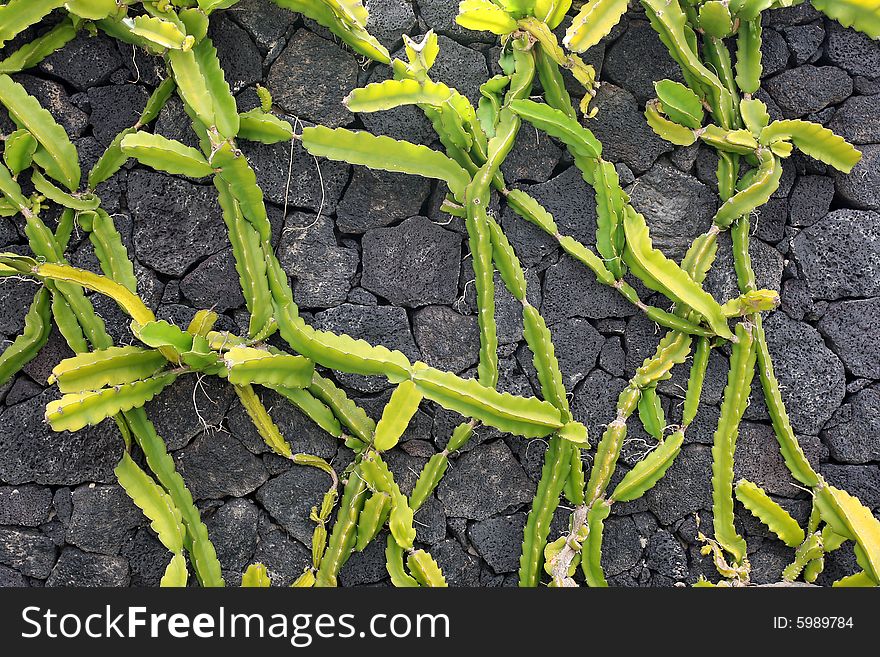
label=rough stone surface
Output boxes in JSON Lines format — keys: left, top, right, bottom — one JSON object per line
{"left": 586, "top": 83, "right": 672, "bottom": 174}
{"left": 243, "top": 135, "right": 350, "bottom": 212}
{"left": 628, "top": 159, "right": 717, "bottom": 260}
{"left": 765, "top": 65, "right": 853, "bottom": 118}
{"left": 66, "top": 485, "right": 144, "bottom": 556}
{"left": 823, "top": 387, "right": 880, "bottom": 464}
{"left": 413, "top": 305, "right": 479, "bottom": 373}
{"left": 362, "top": 216, "right": 461, "bottom": 307}
{"left": 278, "top": 213, "right": 359, "bottom": 309}
{"left": 87, "top": 84, "right": 149, "bottom": 145}
{"left": 367, "top": 0, "right": 417, "bottom": 49}
{"left": 468, "top": 513, "right": 527, "bottom": 574}
{"left": 0, "top": 527, "right": 57, "bottom": 578}
{"left": 825, "top": 23, "right": 880, "bottom": 79}
{"left": 437, "top": 441, "right": 534, "bottom": 521}
{"left": 828, "top": 95, "right": 880, "bottom": 144}
{"left": 256, "top": 466, "right": 328, "bottom": 546}
{"left": 833, "top": 144, "right": 880, "bottom": 210}
{"left": 128, "top": 171, "right": 228, "bottom": 277}
{"left": 204, "top": 499, "right": 259, "bottom": 574}
{"left": 791, "top": 209, "right": 880, "bottom": 300}
{"left": 179, "top": 248, "right": 246, "bottom": 312}
{"left": 763, "top": 312, "right": 846, "bottom": 435}
{"left": 541, "top": 254, "right": 636, "bottom": 324}
{"left": 788, "top": 175, "right": 835, "bottom": 227}
{"left": 0, "top": 391, "right": 122, "bottom": 486}
{"left": 267, "top": 30, "right": 357, "bottom": 127}
{"left": 46, "top": 547, "right": 129, "bottom": 587}
{"left": 39, "top": 34, "right": 123, "bottom": 90}
{"left": 603, "top": 21, "right": 684, "bottom": 106}
{"left": 2, "top": 5, "right": 879, "bottom": 589}
{"left": 645, "top": 444, "right": 713, "bottom": 525}
{"left": 0, "top": 485, "right": 52, "bottom": 527}
{"left": 818, "top": 298, "right": 880, "bottom": 380}
{"left": 337, "top": 169, "right": 431, "bottom": 234}
{"left": 175, "top": 432, "right": 268, "bottom": 500}
{"left": 312, "top": 304, "right": 420, "bottom": 392}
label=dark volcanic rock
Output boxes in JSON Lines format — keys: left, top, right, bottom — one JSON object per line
{"left": 833, "top": 144, "right": 880, "bottom": 210}
{"left": 585, "top": 84, "right": 672, "bottom": 174}
{"left": 227, "top": 0, "right": 296, "bottom": 54}
{"left": 791, "top": 209, "right": 880, "bottom": 300}
{"left": 628, "top": 159, "right": 717, "bottom": 260}
{"left": 241, "top": 132, "right": 350, "bottom": 213}
{"left": 175, "top": 431, "right": 268, "bottom": 500}
{"left": 21, "top": 327, "right": 75, "bottom": 386}
{"left": 414, "top": 496, "right": 447, "bottom": 545}
{"left": 828, "top": 95, "right": 880, "bottom": 144}
{"left": 825, "top": 22, "right": 880, "bottom": 79}
{"left": 763, "top": 311, "right": 845, "bottom": 435}
{"left": 704, "top": 234, "right": 784, "bottom": 304}
{"left": 46, "top": 547, "right": 128, "bottom": 587}
{"left": 645, "top": 530, "right": 689, "bottom": 582}
{"left": 337, "top": 169, "right": 432, "bottom": 234}
{"left": 361, "top": 216, "right": 461, "bottom": 307}
{"left": 0, "top": 527, "right": 57, "bottom": 578}
{"left": 765, "top": 65, "right": 852, "bottom": 118}
{"left": 227, "top": 389, "right": 337, "bottom": 460}
{"left": 820, "top": 464, "right": 880, "bottom": 511}
{"left": 361, "top": 65, "right": 435, "bottom": 145}
{"left": 572, "top": 369, "right": 627, "bottom": 444}
{"left": 87, "top": 84, "right": 149, "bottom": 145}
{"left": 818, "top": 298, "right": 880, "bottom": 379}
{"left": 206, "top": 499, "right": 259, "bottom": 574}
{"left": 209, "top": 14, "right": 262, "bottom": 93}
{"left": 540, "top": 317, "right": 603, "bottom": 391}
{"left": 0, "top": 280, "right": 39, "bottom": 336}
{"left": 541, "top": 255, "right": 636, "bottom": 324}
{"left": 501, "top": 167, "right": 589, "bottom": 268}
{"left": 603, "top": 20, "right": 684, "bottom": 106}
{"left": 645, "top": 444, "right": 713, "bottom": 524}
{"left": 431, "top": 538, "right": 480, "bottom": 587}
{"left": 761, "top": 29, "right": 790, "bottom": 78}
{"left": 121, "top": 528, "right": 169, "bottom": 587}
{"left": 267, "top": 30, "right": 357, "bottom": 127}
{"left": 823, "top": 387, "right": 880, "bottom": 464}
{"left": 416, "top": 1, "right": 492, "bottom": 44}
{"left": 602, "top": 515, "right": 644, "bottom": 577}
{"left": 0, "top": 391, "right": 122, "bottom": 486}
{"left": 413, "top": 305, "right": 480, "bottom": 373}
{"left": 128, "top": 171, "right": 228, "bottom": 277}
{"left": 0, "top": 485, "right": 52, "bottom": 527}
{"left": 788, "top": 175, "right": 835, "bottom": 227}
{"left": 256, "top": 466, "right": 329, "bottom": 546}
{"left": 501, "top": 127, "right": 563, "bottom": 184}
{"left": 367, "top": 0, "right": 417, "bottom": 49}
{"left": 278, "top": 212, "right": 358, "bottom": 309}
{"left": 734, "top": 422, "right": 821, "bottom": 498}
{"left": 16, "top": 75, "right": 88, "bottom": 138}
{"left": 437, "top": 441, "right": 534, "bottom": 521}
{"left": 40, "top": 33, "right": 123, "bottom": 90}
{"left": 146, "top": 376, "right": 234, "bottom": 452}
{"left": 468, "top": 513, "right": 527, "bottom": 574}
{"left": 339, "top": 536, "right": 388, "bottom": 586}
{"left": 312, "top": 304, "right": 420, "bottom": 392}
{"left": 0, "top": 564, "right": 28, "bottom": 587}
{"left": 781, "top": 23, "right": 824, "bottom": 65}
{"left": 66, "top": 485, "right": 144, "bottom": 556}
{"left": 251, "top": 516, "right": 310, "bottom": 587}
{"left": 179, "top": 248, "right": 246, "bottom": 312}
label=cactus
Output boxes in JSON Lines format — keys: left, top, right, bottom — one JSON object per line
{"left": 0, "top": 0, "right": 877, "bottom": 589}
